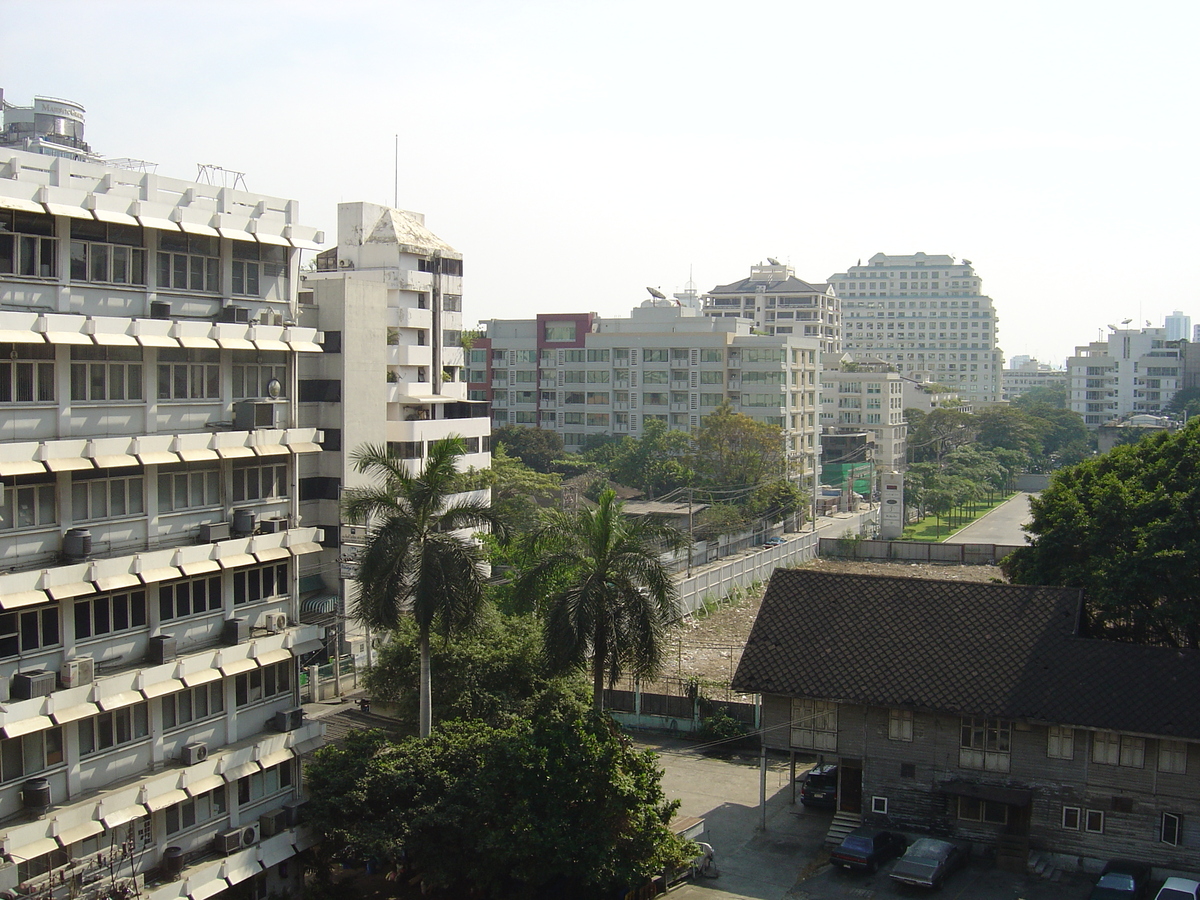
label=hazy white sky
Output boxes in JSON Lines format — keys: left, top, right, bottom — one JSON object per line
{"left": 5, "top": 1, "right": 1197, "bottom": 365}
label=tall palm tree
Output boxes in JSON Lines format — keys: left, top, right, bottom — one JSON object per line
{"left": 342, "top": 436, "right": 504, "bottom": 737}
{"left": 518, "top": 489, "right": 683, "bottom": 714}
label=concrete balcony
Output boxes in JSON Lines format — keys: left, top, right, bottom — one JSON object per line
{"left": 388, "top": 344, "right": 433, "bottom": 367}
{"left": 385, "top": 269, "right": 434, "bottom": 293}
{"left": 387, "top": 306, "right": 433, "bottom": 330}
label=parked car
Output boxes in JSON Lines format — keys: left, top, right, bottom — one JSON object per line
{"left": 1090, "top": 860, "right": 1153, "bottom": 900}
{"left": 1154, "top": 878, "right": 1200, "bottom": 900}
{"left": 830, "top": 827, "right": 907, "bottom": 873}
{"left": 799, "top": 764, "right": 837, "bottom": 808}
{"left": 764, "top": 536, "right": 786, "bottom": 547}
{"left": 889, "top": 837, "right": 968, "bottom": 890}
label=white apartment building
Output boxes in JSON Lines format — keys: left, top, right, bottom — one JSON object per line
{"left": 1001, "top": 358, "right": 1067, "bottom": 402}
{"left": 701, "top": 261, "right": 841, "bottom": 352}
{"left": 1067, "top": 326, "right": 1182, "bottom": 426}
{"left": 300, "top": 203, "right": 491, "bottom": 641}
{"left": 0, "top": 147, "right": 327, "bottom": 900}
{"left": 475, "top": 302, "right": 820, "bottom": 485}
{"left": 818, "top": 358, "right": 907, "bottom": 473}
{"left": 828, "top": 252, "right": 1003, "bottom": 403}
{"left": 1164, "top": 310, "right": 1191, "bottom": 343}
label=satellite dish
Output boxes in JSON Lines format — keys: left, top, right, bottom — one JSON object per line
{"left": 1121, "top": 318, "right": 1132, "bottom": 325}
{"left": 646, "top": 287, "right": 666, "bottom": 300}
{"left": 767, "top": 257, "right": 782, "bottom": 266}
{"left": 1107, "top": 324, "right": 1118, "bottom": 331}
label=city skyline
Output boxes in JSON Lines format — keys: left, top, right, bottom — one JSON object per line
{"left": 4, "top": 0, "right": 1197, "bottom": 366}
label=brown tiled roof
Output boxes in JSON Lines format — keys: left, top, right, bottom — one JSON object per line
{"left": 732, "top": 569, "right": 1200, "bottom": 740}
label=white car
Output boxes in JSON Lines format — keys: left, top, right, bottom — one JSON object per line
{"left": 1154, "top": 878, "right": 1200, "bottom": 900}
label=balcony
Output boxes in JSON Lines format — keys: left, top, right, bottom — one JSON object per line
{"left": 387, "top": 306, "right": 433, "bottom": 330}
{"left": 387, "top": 344, "right": 433, "bottom": 367}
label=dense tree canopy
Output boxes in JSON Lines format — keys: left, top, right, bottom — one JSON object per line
{"left": 305, "top": 709, "right": 692, "bottom": 899}
{"left": 1003, "top": 421, "right": 1200, "bottom": 648}
{"left": 493, "top": 425, "right": 565, "bottom": 473}
{"left": 688, "top": 402, "right": 786, "bottom": 487}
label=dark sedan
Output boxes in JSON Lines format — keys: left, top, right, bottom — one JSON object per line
{"left": 830, "top": 827, "right": 907, "bottom": 873}
{"left": 889, "top": 837, "right": 967, "bottom": 889}
{"left": 1090, "top": 860, "right": 1152, "bottom": 900}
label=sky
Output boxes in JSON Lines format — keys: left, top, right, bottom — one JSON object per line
{"left": 4, "top": 0, "right": 1198, "bottom": 366}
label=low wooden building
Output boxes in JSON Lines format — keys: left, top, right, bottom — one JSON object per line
{"left": 732, "top": 569, "right": 1200, "bottom": 871}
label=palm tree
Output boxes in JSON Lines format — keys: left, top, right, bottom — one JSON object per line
{"left": 518, "top": 489, "right": 683, "bottom": 714}
{"left": 342, "top": 436, "right": 505, "bottom": 737}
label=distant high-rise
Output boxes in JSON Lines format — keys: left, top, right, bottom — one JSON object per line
{"left": 827, "top": 252, "right": 1003, "bottom": 403}
{"left": 0, "top": 89, "right": 97, "bottom": 161}
{"left": 1164, "top": 310, "right": 1191, "bottom": 342}
{"left": 701, "top": 261, "right": 841, "bottom": 352}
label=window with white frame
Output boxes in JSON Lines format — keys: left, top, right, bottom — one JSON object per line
{"left": 1061, "top": 806, "right": 1081, "bottom": 830}
{"left": 165, "top": 786, "right": 226, "bottom": 836}
{"left": 1092, "top": 731, "right": 1145, "bottom": 768}
{"left": 0, "top": 479, "right": 55, "bottom": 530}
{"left": 1047, "top": 726, "right": 1075, "bottom": 760}
{"left": 1158, "top": 740, "right": 1188, "bottom": 774}
{"left": 162, "top": 682, "right": 224, "bottom": 731}
{"left": 871, "top": 796, "right": 888, "bottom": 815}
{"left": 1085, "top": 809, "right": 1105, "bottom": 834}
{"left": 959, "top": 717, "right": 1012, "bottom": 772}
{"left": 78, "top": 705, "right": 149, "bottom": 757}
{"left": 234, "top": 660, "right": 292, "bottom": 707}
{"left": 232, "top": 460, "right": 288, "bottom": 502}
{"left": 0, "top": 210, "right": 56, "bottom": 278}
{"left": 1161, "top": 812, "right": 1182, "bottom": 846}
{"left": 70, "top": 346, "right": 144, "bottom": 401}
{"left": 157, "top": 466, "right": 220, "bottom": 513}
{"left": 889, "top": 709, "right": 913, "bottom": 742}
{"left": 233, "top": 357, "right": 287, "bottom": 399}
{"left": 233, "top": 561, "right": 289, "bottom": 605}
{"left": 75, "top": 818, "right": 152, "bottom": 857}
{"left": 71, "top": 472, "right": 144, "bottom": 522}
{"left": 158, "top": 575, "right": 223, "bottom": 621}
{"left": 74, "top": 590, "right": 146, "bottom": 641}
{"left": 0, "top": 342, "right": 55, "bottom": 403}
{"left": 0, "top": 606, "right": 59, "bottom": 659}
{"left": 157, "top": 348, "right": 220, "bottom": 400}
{"left": 0, "top": 727, "right": 63, "bottom": 784}
{"left": 790, "top": 698, "right": 837, "bottom": 751}
{"left": 69, "top": 220, "right": 145, "bottom": 285}
{"left": 237, "top": 760, "right": 293, "bottom": 805}
{"left": 231, "top": 241, "right": 286, "bottom": 296}
{"left": 157, "top": 232, "right": 218, "bottom": 293}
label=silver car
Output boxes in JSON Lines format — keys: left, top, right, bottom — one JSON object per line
{"left": 888, "top": 837, "right": 967, "bottom": 890}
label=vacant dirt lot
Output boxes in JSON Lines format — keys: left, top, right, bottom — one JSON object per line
{"left": 654, "top": 558, "right": 1006, "bottom": 699}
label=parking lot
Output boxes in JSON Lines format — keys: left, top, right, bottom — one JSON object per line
{"left": 641, "top": 737, "right": 1096, "bottom": 900}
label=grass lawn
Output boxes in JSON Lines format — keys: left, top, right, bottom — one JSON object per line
{"left": 901, "top": 493, "right": 1016, "bottom": 542}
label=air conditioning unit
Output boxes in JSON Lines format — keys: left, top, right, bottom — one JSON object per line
{"left": 259, "top": 809, "right": 289, "bottom": 838}
{"left": 150, "top": 300, "right": 172, "bottom": 319}
{"left": 271, "top": 707, "right": 304, "bottom": 733}
{"left": 234, "top": 400, "right": 281, "bottom": 430}
{"left": 232, "top": 509, "right": 257, "bottom": 536}
{"left": 62, "top": 527, "right": 93, "bottom": 561}
{"left": 259, "top": 612, "right": 288, "bottom": 634}
{"left": 59, "top": 657, "right": 95, "bottom": 689}
{"left": 12, "top": 671, "right": 56, "bottom": 700}
{"left": 148, "top": 635, "right": 177, "bottom": 665}
{"left": 214, "top": 827, "right": 245, "bottom": 856}
{"left": 180, "top": 742, "right": 208, "bottom": 766}
{"left": 218, "top": 305, "right": 250, "bottom": 324}
{"left": 223, "top": 618, "right": 249, "bottom": 646}
{"left": 199, "top": 522, "right": 231, "bottom": 542}
{"left": 258, "top": 517, "right": 287, "bottom": 535}
{"left": 282, "top": 799, "right": 307, "bottom": 827}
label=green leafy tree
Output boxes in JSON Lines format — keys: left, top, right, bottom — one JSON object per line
{"left": 305, "top": 710, "right": 693, "bottom": 899}
{"left": 493, "top": 424, "right": 565, "bottom": 473}
{"left": 908, "top": 407, "right": 976, "bottom": 463}
{"left": 601, "top": 418, "right": 694, "bottom": 498}
{"left": 457, "top": 443, "right": 561, "bottom": 533}
{"left": 1013, "top": 384, "right": 1068, "bottom": 409}
{"left": 1003, "top": 422, "right": 1200, "bottom": 648}
{"left": 1166, "top": 386, "right": 1200, "bottom": 420}
{"left": 342, "top": 437, "right": 506, "bottom": 737}
{"left": 692, "top": 502, "right": 747, "bottom": 541}
{"left": 518, "top": 490, "right": 684, "bottom": 713}
{"left": 690, "top": 401, "right": 786, "bottom": 487}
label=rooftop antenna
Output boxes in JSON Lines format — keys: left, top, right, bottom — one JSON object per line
{"left": 646, "top": 286, "right": 666, "bottom": 300}
{"left": 196, "top": 164, "right": 247, "bottom": 191}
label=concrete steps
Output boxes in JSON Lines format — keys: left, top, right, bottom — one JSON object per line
{"left": 824, "top": 811, "right": 863, "bottom": 847}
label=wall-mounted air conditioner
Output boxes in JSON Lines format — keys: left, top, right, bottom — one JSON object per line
{"left": 271, "top": 707, "right": 305, "bottom": 733}
{"left": 12, "top": 670, "right": 56, "bottom": 700}
{"left": 232, "top": 509, "right": 257, "bottom": 536}
{"left": 259, "top": 612, "right": 288, "bottom": 634}
{"left": 223, "top": 618, "right": 249, "bottom": 646}
{"left": 259, "top": 809, "right": 289, "bottom": 838}
{"left": 258, "top": 517, "right": 287, "bottom": 534}
{"left": 148, "top": 635, "right": 177, "bottom": 665}
{"left": 234, "top": 400, "right": 281, "bottom": 430}
{"left": 214, "top": 824, "right": 258, "bottom": 855}
{"left": 219, "top": 305, "right": 250, "bottom": 324}
{"left": 199, "top": 522, "right": 231, "bottom": 543}
{"left": 180, "top": 742, "right": 208, "bottom": 766}
{"left": 59, "top": 657, "right": 95, "bottom": 689}
{"left": 150, "top": 301, "right": 172, "bottom": 319}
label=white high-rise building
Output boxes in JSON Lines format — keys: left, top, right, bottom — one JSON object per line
{"left": 1067, "top": 326, "right": 1181, "bottom": 426}
{"left": 0, "top": 147, "right": 327, "bottom": 898}
{"left": 701, "top": 261, "right": 841, "bottom": 352}
{"left": 1164, "top": 310, "right": 1191, "bottom": 343}
{"left": 0, "top": 90, "right": 97, "bottom": 163}
{"left": 827, "top": 252, "right": 1004, "bottom": 403}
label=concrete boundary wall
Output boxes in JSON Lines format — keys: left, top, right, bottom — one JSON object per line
{"left": 819, "top": 538, "right": 1023, "bottom": 565}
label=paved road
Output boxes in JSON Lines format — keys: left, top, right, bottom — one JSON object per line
{"left": 943, "top": 491, "right": 1035, "bottom": 546}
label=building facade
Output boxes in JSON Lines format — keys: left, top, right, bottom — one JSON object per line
{"left": 827, "top": 253, "right": 1003, "bottom": 403}
{"left": 1001, "top": 358, "right": 1067, "bottom": 402}
{"left": 818, "top": 359, "right": 907, "bottom": 474}
{"left": 1067, "top": 327, "right": 1181, "bottom": 427}
{"left": 0, "top": 91, "right": 96, "bottom": 163}
{"left": 701, "top": 261, "right": 841, "bottom": 352}
{"left": 474, "top": 302, "right": 820, "bottom": 484}
{"left": 0, "top": 147, "right": 327, "bottom": 899}
{"left": 1164, "top": 311, "right": 1191, "bottom": 344}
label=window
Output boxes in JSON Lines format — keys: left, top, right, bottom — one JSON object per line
{"left": 889, "top": 709, "right": 913, "bottom": 742}
{"left": 0, "top": 342, "right": 55, "bottom": 403}
{"left": 957, "top": 797, "right": 1007, "bottom": 824}
{"left": 1047, "top": 726, "right": 1075, "bottom": 760}
{"left": 158, "top": 466, "right": 220, "bottom": 513}
{"left": 162, "top": 682, "right": 224, "bottom": 731}
{"left": 959, "top": 717, "right": 1011, "bottom": 772}
{"left": 16, "top": 847, "right": 70, "bottom": 885}
{"left": 69, "top": 220, "right": 145, "bottom": 285}
{"left": 563, "top": 412, "right": 584, "bottom": 425}
{"left": 78, "top": 705, "right": 148, "bottom": 757}
{"left": 543, "top": 321, "right": 577, "bottom": 342}
{"left": 159, "top": 575, "right": 223, "bottom": 621}
{"left": 1158, "top": 740, "right": 1188, "bottom": 774}
{"left": 237, "top": 760, "right": 293, "bottom": 805}
{"left": 564, "top": 391, "right": 584, "bottom": 405}
{"left": 72, "top": 472, "right": 144, "bottom": 522}
{"left": 1092, "top": 732, "right": 1145, "bottom": 768}
{"left": 0, "top": 209, "right": 56, "bottom": 278}
{"left": 699, "top": 393, "right": 724, "bottom": 407}
{"left": 586, "top": 349, "right": 609, "bottom": 362}
{"left": 700, "top": 349, "right": 722, "bottom": 362}
{"left": 642, "top": 392, "right": 667, "bottom": 406}
{"left": 157, "top": 232, "right": 218, "bottom": 293}
{"left": 0, "top": 479, "right": 56, "bottom": 530}
{"left": 1085, "top": 809, "right": 1105, "bottom": 834}
{"left": 642, "top": 349, "right": 668, "bottom": 362}
{"left": 585, "top": 392, "right": 609, "bottom": 405}
{"left": 74, "top": 590, "right": 147, "bottom": 641}
{"left": 233, "top": 358, "right": 287, "bottom": 399}
{"left": 157, "top": 348, "right": 220, "bottom": 400}
{"left": 74, "top": 819, "right": 152, "bottom": 857}
{"left": 642, "top": 370, "right": 668, "bottom": 385}
{"left": 234, "top": 661, "right": 293, "bottom": 707}
{"left": 232, "top": 242, "right": 286, "bottom": 296}
{"left": 70, "top": 346, "right": 144, "bottom": 401}
{"left": 1162, "top": 812, "right": 1182, "bottom": 846}
{"left": 700, "top": 371, "right": 723, "bottom": 384}
{"left": 234, "top": 562, "right": 289, "bottom": 606}
{"left": 790, "top": 698, "right": 837, "bottom": 751}
{"left": 0, "top": 606, "right": 59, "bottom": 658}
{"left": 586, "top": 413, "right": 609, "bottom": 427}
{"left": 232, "top": 461, "right": 289, "bottom": 502}
{"left": 166, "top": 786, "right": 226, "bottom": 836}
{"left": 586, "top": 370, "right": 610, "bottom": 383}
